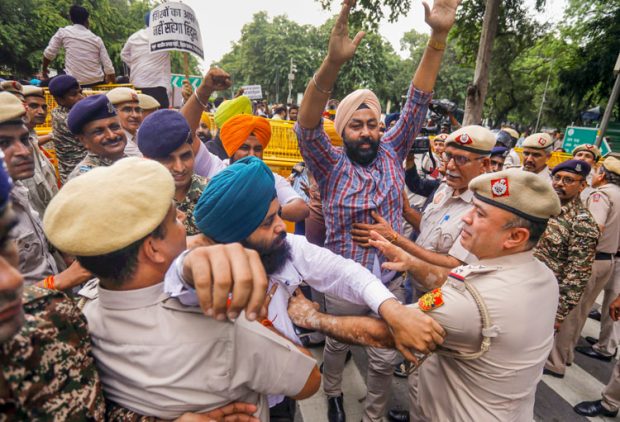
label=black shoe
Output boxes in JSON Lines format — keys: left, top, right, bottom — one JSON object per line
{"left": 393, "top": 361, "right": 412, "bottom": 378}
{"left": 589, "top": 309, "right": 602, "bottom": 321}
{"left": 543, "top": 368, "right": 564, "bottom": 378}
{"left": 575, "top": 346, "right": 613, "bottom": 362}
{"left": 585, "top": 336, "right": 599, "bottom": 345}
{"left": 574, "top": 400, "right": 619, "bottom": 417}
{"left": 388, "top": 409, "right": 409, "bottom": 422}
{"left": 327, "top": 394, "right": 346, "bottom": 422}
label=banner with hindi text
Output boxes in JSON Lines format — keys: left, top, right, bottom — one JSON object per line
{"left": 149, "top": 2, "right": 204, "bottom": 59}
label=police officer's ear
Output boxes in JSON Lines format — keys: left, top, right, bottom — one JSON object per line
{"left": 480, "top": 156, "right": 491, "bottom": 173}
{"left": 502, "top": 225, "right": 530, "bottom": 252}
{"left": 577, "top": 179, "right": 587, "bottom": 193}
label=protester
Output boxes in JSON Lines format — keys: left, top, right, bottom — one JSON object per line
{"left": 42, "top": 5, "right": 115, "bottom": 86}
{"left": 295, "top": 0, "right": 459, "bottom": 419}
{"left": 121, "top": 12, "right": 171, "bottom": 108}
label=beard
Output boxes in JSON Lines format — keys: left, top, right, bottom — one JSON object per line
{"left": 242, "top": 231, "right": 291, "bottom": 275}
{"left": 343, "top": 136, "right": 380, "bottom": 166}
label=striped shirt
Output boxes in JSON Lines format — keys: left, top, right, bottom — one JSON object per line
{"left": 295, "top": 83, "right": 432, "bottom": 272}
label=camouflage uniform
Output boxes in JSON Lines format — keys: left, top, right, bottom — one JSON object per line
{"left": 51, "top": 105, "right": 87, "bottom": 183}
{"left": 67, "top": 152, "right": 126, "bottom": 181}
{"left": 0, "top": 286, "right": 105, "bottom": 421}
{"left": 534, "top": 195, "right": 600, "bottom": 322}
{"left": 22, "top": 130, "right": 58, "bottom": 218}
{"left": 175, "top": 174, "right": 209, "bottom": 235}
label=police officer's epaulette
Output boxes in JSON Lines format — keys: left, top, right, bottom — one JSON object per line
{"left": 418, "top": 288, "right": 444, "bottom": 312}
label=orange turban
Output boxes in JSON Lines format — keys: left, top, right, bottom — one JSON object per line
{"left": 220, "top": 114, "right": 272, "bottom": 157}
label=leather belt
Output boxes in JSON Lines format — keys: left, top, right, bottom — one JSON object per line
{"left": 595, "top": 252, "right": 614, "bottom": 260}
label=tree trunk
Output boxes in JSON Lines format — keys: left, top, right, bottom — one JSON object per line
{"left": 463, "top": 0, "right": 501, "bottom": 126}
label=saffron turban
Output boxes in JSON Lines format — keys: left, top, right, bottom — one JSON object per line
{"left": 220, "top": 114, "right": 272, "bottom": 157}
{"left": 214, "top": 95, "right": 253, "bottom": 129}
{"left": 194, "top": 156, "right": 276, "bottom": 243}
{"left": 334, "top": 89, "right": 381, "bottom": 137}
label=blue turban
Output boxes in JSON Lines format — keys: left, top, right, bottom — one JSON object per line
{"left": 385, "top": 112, "right": 400, "bottom": 128}
{"left": 490, "top": 146, "right": 509, "bottom": 158}
{"left": 48, "top": 75, "right": 79, "bottom": 98}
{"left": 194, "top": 156, "right": 276, "bottom": 243}
{"left": 138, "top": 109, "right": 191, "bottom": 158}
{"left": 67, "top": 94, "right": 117, "bottom": 134}
{"left": 0, "top": 155, "right": 12, "bottom": 212}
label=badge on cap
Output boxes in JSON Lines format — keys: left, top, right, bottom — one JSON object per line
{"left": 586, "top": 145, "right": 594, "bottom": 150}
{"left": 131, "top": 93, "right": 138, "bottom": 102}
{"left": 576, "top": 163, "right": 582, "bottom": 172}
{"left": 107, "top": 101, "right": 115, "bottom": 114}
{"left": 418, "top": 288, "right": 444, "bottom": 312}
{"left": 491, "top": 177, "right": 509, "bottom": 197}
{"left": 538, "top": 137, "right": 547, "bottom": 146}
{"left": 455, "top": 133, "right": 473, "bottom": 145}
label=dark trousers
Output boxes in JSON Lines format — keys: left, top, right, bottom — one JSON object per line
{"left": 136, "top": 86, "right": 170, "bottom": 109}
{"left": 269, "top": 397, "right": 296, "bottom": 422}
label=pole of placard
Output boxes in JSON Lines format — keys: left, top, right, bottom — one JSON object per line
{"left": 183, "top": 52, "right": 190, "bottom": 81}
{"left": 596, "top": 53, "right": 620, "bottom": 148}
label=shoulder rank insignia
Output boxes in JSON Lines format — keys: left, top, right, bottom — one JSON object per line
{"left": 418, "top": 288, "right": 444, "bottom": 312}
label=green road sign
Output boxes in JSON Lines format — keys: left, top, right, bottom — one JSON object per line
{"left": 563, "top": 126, "right": 611, "bottom": 156}
{"left": 170, "top": 74, "right": 202, "bottom": 89}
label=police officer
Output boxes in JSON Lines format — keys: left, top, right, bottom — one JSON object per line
{"left": 44, "top": 157, "right": 320, "bottom": 420}
{"left": 288, "top": 168, "right": 561, "bottom": 421}
{"left": 106, "top": 87, "right": 143, "bottom": 157}
{"left": 572, "top": 143, "right": 602, "bottom": 201}
{"left": 534, "top": 160, "right": 599, "bottom": 328}
{"left": 521, "top": 132, "right": 554, "bottom": 181}
{"left": 489, "top": 146, "right": 509, "bottom": 172}
{"left": 66, "top": 94, "right": 128, "bottom": 180}
{"left": 545, "top": 157, "right": 620, "bottom": 375}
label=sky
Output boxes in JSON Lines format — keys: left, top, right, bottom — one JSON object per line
{"left": 181, "top": 0, "right": 568, "bottom": 70}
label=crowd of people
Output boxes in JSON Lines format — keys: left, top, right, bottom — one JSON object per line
{"left": 1, "top": 0, "right": 619, "bottom": 421}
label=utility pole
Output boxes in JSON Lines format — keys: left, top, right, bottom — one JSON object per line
{"left": 463, "top": 0, "right": 500, "bottom": 125}
{"left": 287, "top": 58, "right": 297, "bottom": 105}
{"left": 535, "top": 70, "right": 552, "bottom": 132}
{"left": 596, "top": 52, "right": 620, "bottom": 147}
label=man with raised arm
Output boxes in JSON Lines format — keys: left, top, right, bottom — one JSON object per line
{"left": 294, "top": 1, "right": 460, "bottom": 420}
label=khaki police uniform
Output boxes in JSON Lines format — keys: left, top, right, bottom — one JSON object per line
{"left": 9, "top": 182, "right": 60, "bottom": 284}
{"left": 79, "top": 280, "right": 316, "bottom": 421}
{"left": 594, "top": 248, "right": 620, "bottom": 357}
{"left": 601, "top": 352, "right": 620, "bottom": 412}
{"left": 546, "top": 182, "right": 620, "bottom": 372}
{"left": 22, "top": 130, "right": 58, "bottom": 218}
{"left": 409, "top": 252, "right": 558, "bottom": 421}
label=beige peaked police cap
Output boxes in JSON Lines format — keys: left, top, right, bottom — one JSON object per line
{"left": 22, "top": 85, "right": 45, "bottom": 99}
{"left": 0, "top": 92, "right": 26, "bottom": 124}
{"left": 573, "top": 144, "right": 602, "bottom": 162}
{"left": 137, "top": 93, "right": 160, "bottom": 111}
{"left": 445, "top": 125, "right": 495, "bottom": 155}
{"left": 602, "top": 157, "right": 620, "bottom": 177}
{"left": 522, "top": 132, "right": 554, "bottom": 150}
{"left": 469, "top": 168, "right": 561, "bottom": 222}
{"left": 43, "top": 157, "right": 175, "bottom": 256}
{"left": 106, "top": 87, "right": 139, "bottom": 105}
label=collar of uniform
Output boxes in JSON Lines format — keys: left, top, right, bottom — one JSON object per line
{"left": 477, "top": 249, "right": 534, "bottom": 268}
{"left": 9, "top": 181, "right": 29, "bottom": 205}
{"left": 443, "top": 183, "right": 474, "bottom": 203}
{"left": 97, "top": 281, "right": 167, "bottom": 310}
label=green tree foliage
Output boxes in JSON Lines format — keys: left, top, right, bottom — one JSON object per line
{"left": 215, "top": 12, "right": 408, "bottom": 106}
{"left": 0, "top": 0, "right": 200, "bottom": 78}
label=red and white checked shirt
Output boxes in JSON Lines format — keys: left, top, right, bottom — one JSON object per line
{"left": 295, "top": 83, "right": 432, "bottom": 273}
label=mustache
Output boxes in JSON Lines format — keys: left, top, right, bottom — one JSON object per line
{"left": 101, "top": 136, "right": 124, "bottom": 146}
{"left": 11, "top": 156, "right": 33, "bottom": 165}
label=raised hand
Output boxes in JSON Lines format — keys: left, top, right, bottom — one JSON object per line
{"left": 423, "top": 0, "right": 462, "bottom": 38}
{"left": 201, "top": 67, "right": 232, "bottom": 92}
{"left": 327, "top": 0, "right": 366, "bottom": 66}
{"left": 287, "top": 288, "right": 321, "bottom": 330}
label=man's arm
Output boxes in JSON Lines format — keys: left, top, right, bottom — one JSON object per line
{"left": 42, "top": 29, "right": 63, "bottom": 79}
{"left": 97, "top": 38, "right": 116, "bottom": 83}
{"left": 281, "top": 198, "right": 310, "bottom": 222}
{"left": 369, "top": 231, "right": 452, "bottom": 291}
{"left": 351, "top": 212, "right": 462, "bottom": 269}
{"left": 180, "top": 68, "right": 231, "bottom": 156}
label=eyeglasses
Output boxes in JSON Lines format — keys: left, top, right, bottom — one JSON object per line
{"left": 552, "top": 175, "right": 583, "bottom": 185}
{"left": 442, "top": 152, "right": 485, "bottom": 166}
